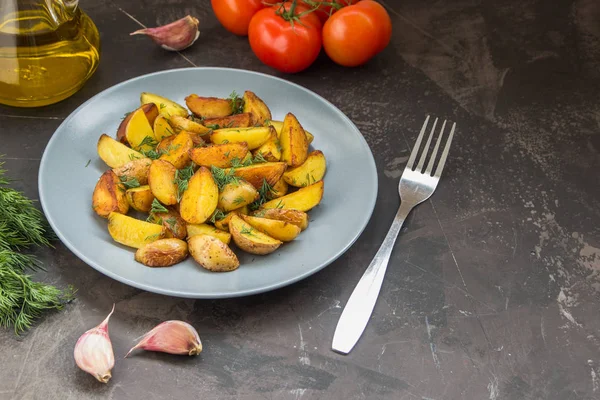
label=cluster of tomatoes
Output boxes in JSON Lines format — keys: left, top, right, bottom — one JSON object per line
{"left": 211, "top": 0, "right": 393, "bottom": 73}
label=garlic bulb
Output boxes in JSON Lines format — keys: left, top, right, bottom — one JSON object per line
{"left": 125, "top": 320, "right": 202, "bottom": 357}
{"left": 73, "top": 305, "right": 116, "bottom": 383}
{"left": 130, "top": 16, "right": 200, "bottom": 51}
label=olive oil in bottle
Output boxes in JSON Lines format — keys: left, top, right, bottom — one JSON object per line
{"left": 0, "top": 0, "right": 100, "bottom": 108}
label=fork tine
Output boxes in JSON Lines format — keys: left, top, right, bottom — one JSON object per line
{"left": 406, "top": 115, "right": 430, "bottom": 170}
{"left": 434, "top": 122, "right": 456, "bottom": 178}
{"left": 415, "top": 118, "right": 438, "bottom": 172}
{"left": 425, "top": 119, "right": 447, "bottom": 175}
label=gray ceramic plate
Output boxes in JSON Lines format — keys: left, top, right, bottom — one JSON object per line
{"left": 39, "top": 67, "right": 377, "bottom": 299}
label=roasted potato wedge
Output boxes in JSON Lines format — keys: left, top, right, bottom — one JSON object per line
{"left": 117, "top": 103, "right": 159, "bottom": 145}
{"left": 279, "top": 112, "right": 309, "bottom": 167}
{"left": 229, "top": 215, "right": 282, "bottom": 255}
{"left": 283, "top": 150, "right": 327, "bottom": 187}
{"left": 186, "top": 223, "right": 231, "bottom": 244}
{"left": 240, "top": 215, "right": 301, "bottom": 242}
{"left": 203, "top": 113, "right": 253, "bottom": 129}
{"left": 148, "top": 160, "right": 178, "bottom": 205}
{"left": 97, "top": 134, "right": 144, "bottom": 169}
{"left": 153, "top": 114, "right": 176, "bottom": 141}
{"left": 270, "top": 178, "right": 288, "bottom": 198}
{"left": 188, "top": 142, "right": 249, "bottom": 168}
{"left": 169, "top": 115, "right": 212, "bottom": 135}
{"left": 135, "top": 238, "right": 188, "bottom": 267}
{"left": 253, "top": 130, "right": 281, "bottom": 162}
{"left": 225, "top": 162, "right": 287, "bottom": 189}
{"left": 150, "top": 207, "right": 187, "bottom": 240}
{"left": 124, "top": 107, "right": 158, "bottom": 152}
{"left": 267, "top": 120, "right": 314, "bottom": 145}
{"left": 188, "top": 234, "right": 240, "bottom": 272}
{"left": 126, "top": 185, "right": 154, "bottom": 212}
{"left": 210, "top": 126, "right": 275, "bottom": 150}
{"left": 261, "top": 180, "right": 323, "bottom": 212}
{"left": 112, "top": 157, "right": 152, "bottom": 185}
{"left": 179, "top": 166, "right": 219, "bottom": 224}
{"left": 242, "top": 91, "right": 271, "bottom": 125}
{"left": 158, "top": 130, "right": 193, "bottom": 169}
{"left": 213, "top": 207, "right": 247, "bottom": 232}
{"left": 251, "top": 208, "right": 309, "bottom": 231}
{"left": 185, "top": 94, "right": 233, "bottom": 118}
{"left": 218, "top": 180, "right": 259, "bottom": 212}
{"left": 156, "top": 135, "right": 176, "bottom": 153}
{"left": 107, "top": 212, "right": 166, "bottom": 249}
{"left": 92, "top": 170, "right": 129, "bottom": 218}
{"left": 140, "top": 92, "right": 188, "bottom": 118}
{"left": 188, "top": 132, "right": 207, "bottom": 147}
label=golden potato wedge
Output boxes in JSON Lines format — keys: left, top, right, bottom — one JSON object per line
{"left": 241, "top": 151, "right": 253, "bottom": 165}
{"left": 135, "top": 238, "right": 188, "bottom": 267}
{"left": 213, "top": 205, "right": 248, "bottom": 231}
{"left": 253, "top": 130, "right": 281, "bottom": 162}
{"left": 124, "top": 107, "right": 158, "bottom": 152}
{"left": 242, "top": 91, "right": 271, "bottom": 125}
{"left": 153, "top": 114, "right": 176, "bottom": 141}
{"left": 225, "top": 162, "right": 287, "bottom": 189}
{"left": 218, "top": 180, "right": 259, "bottom": 212}
{"left": 108, "top": 212, "right": 166, "bottom": 249}
{"left": 251, "top": 208, "right": 309, "bottom": 231}
{"left": 203, "top": 113, "right": 253, "bottom": 129}
{"left": 261, "top": 180, "right": 323, "bottom": 212}
{"left": 148, "top": 160, "right": 178, "bottom": 205}
{"left": 158, "top": 130, "right": 193, "bottom": 169}
{"left": 179, "top": 166, "right": 219, "bottom": 224}
{"left": 126, "top": 185, "right": 155, "bottom": 212}
{"left": 169, "top": 115, "right": 212, "bottom": 135}
{"left": 112, "top": 157, "right": 152, "bottom": 186}
{"left": 229, "top": 215, "right": 282, "bottom": 255}
{"left": 240, "top": 215, "right": 301, "bottom": 242}
{"left": 188, "top": 132, "right": 207, "bottom": 148}
{"left": 185, "top": 94, "right": 233, "bottom": 118}
{"left": 156, "top": 134, "right": 177, "bottom": 153}
{"left": 186, "top": 224, "right": 231, "bottom": 244}
{"left": 117, "top": 103, "right": 159, "bottom": 144}
{"left": 188, "top": 142, "right": 249, "bottom": 168}
{"left": 150, "top": 207, "right": 187, "bottom": 240}
{"left": 188, "top": 234, "right": 239, "bottom": 272}
{"left": 270, "top": 178, "right": 288, "bottom": 198}
{"left": 140, "top": 92, "right": 188, "bottom": 118}
{"left": 283, "top": 150, "right": 327, "bottom": 187}
{"left": 92, "top": 170, "right": 129, "bottom": 218}
{"left": 210, "top": 126, "right": 275, "bottom": 150}
{"left": 268, "top": 120, "right": 314, "bottom": 145}
{"left": 97, "top": 134, "right": 144, "bottom": 169}
{"left": 279, "top": 112, "right": 309, "bottom": 167}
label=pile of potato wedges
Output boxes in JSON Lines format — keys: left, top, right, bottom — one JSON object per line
{"left": 92, "top": 90, "right": 326, "bottom": 272}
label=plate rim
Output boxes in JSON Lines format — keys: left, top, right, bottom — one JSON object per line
{"left": 39, "top": 66, "right": 378, "bottom": 299}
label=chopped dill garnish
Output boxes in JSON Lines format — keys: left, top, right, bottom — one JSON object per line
{"left": 119, "top": 176, "right": 140, "bottom": 189}
{"left": 174, "top": 164, "right": 195, "bottom": 201}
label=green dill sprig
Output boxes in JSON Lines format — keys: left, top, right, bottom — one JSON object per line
{"left": 240, "top": 226, "right": 256, "bottom": 236}
{"left": 228, "top": 91, "right": 244, "bottom": 115}
{"left": 150, "top": 198, "right": 169, "bottom": 214}
{"left": 210, "top": 209, "right": 226, "bottom": 224}
{"left": 138, "top": 135, "right": 157, "bottom": 148}
{"left": 211, "top": 166, "right": 240, "bottom": 191}
{"left": 174, "top": 164, "right": 195, "bottom": 201}
{"left": 119, "top": 176, "right": 140, "bottom": 189}
{"left": 249, "top": 179, "right": 275, "bottom": 211}
{"left": 0, "top": 160, "right": 74, "bottom": 335}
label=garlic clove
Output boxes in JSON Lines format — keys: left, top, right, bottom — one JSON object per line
{"left": 74, "top": 304, "right": 116, "bottom": 383}
{"left": 125, "top": 320, "right": 202, "bottom": 357}
{"left": 130, "top": 16, "right": 200, "bottom": 52}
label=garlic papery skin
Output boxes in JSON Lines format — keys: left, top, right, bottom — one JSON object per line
{"left": 130, "top": 16, "right": 200, "bottom": 51}
{"left": 125, "top": 320, "right": 202, "bottom": 357}
{"left": 74, "top": 304, "right": 116, "bottom": 383}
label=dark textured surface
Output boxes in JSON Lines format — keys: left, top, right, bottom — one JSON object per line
{"left": 1, "top": 0, "right": 599, "bottom": 399}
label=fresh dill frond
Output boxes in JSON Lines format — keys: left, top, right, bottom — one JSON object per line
{"left": 174, "top": 164, "right": 195, "bottom": 201}
{"left": 249, "top": 178, "right": 275, "bottom": 211}
{"left": 240, "top": 226, "right": 255, "bottom": 236}
{"left": 205, "top": 124, "right": 220, "bottom": 130}
{"left": 253, "top": 152, "right": 267, "bottom": 164}
{"left": 150, "top": 198, "right": 169, "bottom": 214}
{"left": 233, "top": 195, "right": 246, "bottom": 206}
{"left": 144, "top": 233, "right": 162, "bottom": 241}
{"left": 209, "top": 209, "right": 226, "bottom": 224}
{"left": 211, "top": 166, "right": 239, "bottom": 191}
{"left": 119, "top": 176, "right": 140, "bottom": 189}
{"left": 228, "top": 91, "right": 244, "bottom": 115}
{"left": 139, "top": 135, "right": 157, "bottom": 148}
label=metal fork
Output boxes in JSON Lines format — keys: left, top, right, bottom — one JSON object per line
{"left": 332, "top": 116, "right": 456, "bottom": 354}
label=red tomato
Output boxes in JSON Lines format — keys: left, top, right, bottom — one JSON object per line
{"left": 248, "top": 3, "right": 323, "bottom": 74}
{"left": 322, "top": 0, "right": 392, "bottom": 67}
{"left": 302, "top": 0, "right": 360, "bottom": 24}
{"left": 211, "top": 0, "right": 267, "bottom": 36}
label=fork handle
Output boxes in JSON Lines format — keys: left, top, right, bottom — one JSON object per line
{"left": 332, "top": 201, "right": 414, "bottom": 354}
